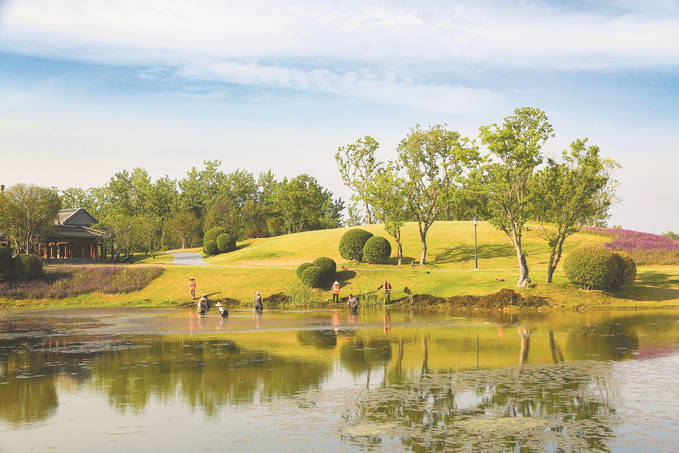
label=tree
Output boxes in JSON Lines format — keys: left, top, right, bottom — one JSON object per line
{"left": 398, "top": 124, "right": 479, "bottom": 264}
{"left": 272, "top": 174, "right": 343, "bottom": 234}
{"left": 586, "top": 159, "right": 621, "bottom": 227}
{"left": 95, "top": 212, "right": 135, "bottom": 256}
{"left": 164, "top": 211, "right": 201, "bottom": 249}
{"left": 478, "top": 107, "right": 554, "bottom": 287}
{"left": 368, "top": 163, "right": 411, "bottom": 266}
{"left": 133, "top": 216, "right": 163, "bottom": 257}
{"left": 0, "top": 184, "right": 61, "bottom": 254}
{"left": 535, "top": 139, "right": 613, "bottom": 283}
{"left": 336, "top": 136, "right": 381, "bottom": 224}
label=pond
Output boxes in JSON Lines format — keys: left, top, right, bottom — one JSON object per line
{"left": 2, "top": 307, "right": 679, "bottom": 452}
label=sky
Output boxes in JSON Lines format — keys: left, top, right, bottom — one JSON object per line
{"left": 0, "top": 0, "right": 677, "bottom": 233}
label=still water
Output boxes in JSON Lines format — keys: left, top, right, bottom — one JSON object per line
{"left": 2, "top": 307, "right": 679, "bottom": 452}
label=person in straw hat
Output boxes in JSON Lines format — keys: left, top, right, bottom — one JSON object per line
{"left": 330, "top": 280, "right": 341, "bottom": 303}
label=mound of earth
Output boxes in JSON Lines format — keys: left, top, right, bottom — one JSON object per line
{"left": 263, "top": 292, "right": 290, "bottom": 305}
{"left": 409, "top": 289, "right": 548, "bottom": 310}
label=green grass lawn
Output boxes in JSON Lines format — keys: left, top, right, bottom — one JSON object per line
{"left": 3, "top": 221, "right": 679, "bottom": 310}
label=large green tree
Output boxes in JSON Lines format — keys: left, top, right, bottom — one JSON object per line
{"left": 0, "top": 184, "right": 61, "bottom": 254}
{"left": 535, "top": 139, "right": 614, "bottom": 283}
{"left": 335, "top": 136, "right": 381, "bottom": 224}
{"left": 164, "top": 211, "right": 201, "bottom": 249}
{"left": 398, "top": 124, "right": 479, "bottom": 264}
{"left": 478, "top": 107, "right": 554, "bottom": 287}
{"left": 368, "top": 163, "right": 411, "bottom": 266}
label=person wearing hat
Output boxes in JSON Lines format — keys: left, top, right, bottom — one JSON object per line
{"left": 253, "top": 290, "right": 263, "bottom": 311}
{"left": 216, "top": 302, "right": 228, "bottom": 318}
{"left": 188, "top": 277, "right": 197, "bottom": 301}
{"left": 331, "top": 280, "right": 341, "bottom": 303}
{"left": 197, "top": 294, "right": 208, "bottom": 314}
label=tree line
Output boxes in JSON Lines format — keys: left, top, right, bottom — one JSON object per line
{"left": 336, "top": 107, "right": 619, "bottom": 286}
{"left": 0, "top": 162, "right": 344, "bottom": 257}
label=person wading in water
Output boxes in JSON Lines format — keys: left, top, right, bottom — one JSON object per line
{"left": 331, "top": 281, "right": 341, "bottom": 303}
{"left": 254, "top": 290, "right": 263, "bottom": 311}
{"left": 346, "top": 294, "right": 359, "bottom": 314}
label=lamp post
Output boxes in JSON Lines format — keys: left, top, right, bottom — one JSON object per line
{"left": 473, "top": 218, "right": 478, "bottom": 270}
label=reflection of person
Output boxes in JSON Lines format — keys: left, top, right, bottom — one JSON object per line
{"left": 383, "top": 310, "right": 391, "bottom": 336}
{"left": 189, "top": 277, "right": 197, "bottom": 301}
{"left": 254, "top": 290, "right": 263, "bottom": 311}
{"left": 332, "top": 308, "right": 340, "bottom": 333}
{"left": 254, "top": 310, "right": 262, "bottom": 328}
{"left": 346, "top": 294, "right": 359, "bottom": 314}
{"left": 331, "top": 281, "right": 341, "bottom": 303}
{"left": 377, "top": 279, "right": 392, "bottom": 304}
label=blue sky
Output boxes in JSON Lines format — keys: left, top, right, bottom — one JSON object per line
{"left": 0, "top": 0, "right": 678, "bottom": 232}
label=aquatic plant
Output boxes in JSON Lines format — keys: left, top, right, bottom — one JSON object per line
{"left": 0, "top": 266, "right": 163, "bottom": 299}
{"left": 584, "top": 227, "right": 679, "bottom": 265}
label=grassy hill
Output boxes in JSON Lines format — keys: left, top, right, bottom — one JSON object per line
{"left": 5, "top": 220, "right": 679, "bottom": 310}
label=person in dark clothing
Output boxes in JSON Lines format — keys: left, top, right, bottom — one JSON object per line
{"left": 377, "top": 279, "right": 392, "bottom": 304}
{"left": 254, "top": 290, "right": 263, "bottom": 311}
{"left": 216, "top": 302, "right": 229, "bottom": 318}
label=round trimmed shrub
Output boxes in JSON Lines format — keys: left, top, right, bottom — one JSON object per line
{"left": 204, "top": 227, "right": 227, "bottom": 244}
{"left": 296, "top": 262, "right": 314, "bottom": 279}
{"left": 611, "top": 252, "right": 637, "bottom": 289}
{"left": 203, "top": 239, "right": 219, "bottom": 256}
{"left": 216, "top": 233, "right": 236, "bottom": 253}
{"left": 339, "top": 229, "right": 373, "bottom": 262}
{"left": 312, "top": 257, "right": 336, "bottom": 282}
{"left": 11, "top": 253, "right": 43, "bottom": 280}
{"left": 301, "top": 265, "right": 324, "bottom": 288}
{"left": 564, "top": 244, "right": 618, "bottom": 290}
{"left": 363, "top": 236, "right": 392, "bottom": 264}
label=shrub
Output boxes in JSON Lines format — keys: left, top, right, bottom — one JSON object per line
{"left": 10, "top": 254, "right": 43, "bottom": 280}
{"left": 564, "top": 244, "right": 618, "bottom": 290}
{"left": 216, "top": 233, "right": 236, "bottom": 253}
{"left": 339, "top": 229, "right": 373, "bottom": 262}
{"left": 204, "top": 227, "right": 228, "bottom": 244}
{"left": 0, "top": 246, "right": 10, "bottom": 276}
{"left": 301, "top": 265, "right": 324, "bottom": 288}
{"left": 203, "top": 239, "right": 219, "bottom": 256}
{"left": 363, "top": 236, "right": 392, "bottom": 264}
{"left": 296, "top": 262, "right": 314, "bottom": 279}
{"left": 611, "top": 252, "right": 637, "bottom": 289}
{"left": 312, "top": 257, "right": 336, "bottom": 282}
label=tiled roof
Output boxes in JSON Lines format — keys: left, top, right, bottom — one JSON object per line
{"left": 47, "top": 225, "right": 108, "bottom": 239}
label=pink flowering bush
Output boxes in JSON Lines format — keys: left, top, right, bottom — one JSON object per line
{"left": 584, "top": 228, "right": 679, "bottom": 265}
{"left": 0, "top": 266, "right": 163, "bottom": 299}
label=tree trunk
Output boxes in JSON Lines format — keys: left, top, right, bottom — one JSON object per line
{"left": 396, "top": 240, "right": 403, "bottom": 267}
{"left": 546, "top": 235, "right": 566, "bottom": 283}
{"left": 516, "top": 247, "right": 530, "bottom": 288}
{"left": 365, "top": 201, "right": 372, "bottom": 225}
{"left": 180, "top": 236, "right": 186, "bottom": 249}
{"left": 419, "top": 235, "right": 427, "bottom": 265}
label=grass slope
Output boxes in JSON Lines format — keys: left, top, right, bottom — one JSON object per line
{"left": 3, "top": 221, "right": 679, "bottom": 309}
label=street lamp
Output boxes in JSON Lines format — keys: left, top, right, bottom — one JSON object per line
{"left": 473, "top": 218, "right": 478, "bottom": 270}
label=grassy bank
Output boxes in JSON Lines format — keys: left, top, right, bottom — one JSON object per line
{"left": 2, "top": 221, "right": 679, "bottom": 310}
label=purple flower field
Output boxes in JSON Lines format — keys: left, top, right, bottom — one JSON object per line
{"left": 0, "top": 266, "right": 163, "bottom": 299}
{"left": 585, "top": 228, "right": 679, "bottom": 265}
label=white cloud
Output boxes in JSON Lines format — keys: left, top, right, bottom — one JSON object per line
{"left": 1, "top": 0, "right": 678, "bottom": 70}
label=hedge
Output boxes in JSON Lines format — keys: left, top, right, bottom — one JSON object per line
{"left": 564, "top": 244, "right": 619, "bottom": 290}
{"left": 11, "top": 253, "right": 43, "bottom": 280}
{"left": 296, "top": 262, "right": 314, "bottom": 279}
{"left": 363, "top": 236, "right": 392, "bottom": 264}
{"left": 312, "top": 256, "right": 336, "bottom": 282}
{"left": 611, "top": 252, "right": 637, "bottom": 289}
{"left": 203, "top": 239, "right": 219, "bottom": 256}
{"left": 0, "top": 246, "right": 10, "bottom": 276}
{"left": 301, "top": 265, "right": 324, "bottom": 288}
{"left": 339, "top": 229, "right": 373, "bottom": 262}
{"left": 216, "top": 233, "right": 236, "bottom": 253}
{"left": 204, "top": 227, "right": 228, "bottom": 244}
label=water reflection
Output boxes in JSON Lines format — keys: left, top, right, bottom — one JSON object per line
{"left": 1, "top": 310, "right": 679, "bottom": 451}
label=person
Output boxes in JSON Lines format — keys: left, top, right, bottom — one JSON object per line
{"left": 216, "top": 302, "right": 228, "bottom": 318}
{"left": 377, "top": 279, "right": 392, "bottom": 304}
{"left": 331, "top": 281, "right": 341, "bottom": 303}
{"left": 346, "top": 293, "right": 358, "bottom": 314}
{"left": 254, "top": 290, "right": 263, "bottom": 311}
{"left": 197, "top": 294, "right": 207, "bottom": 314}
{"left": 189, "top": 277, "right": 197, "bottom": 301}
